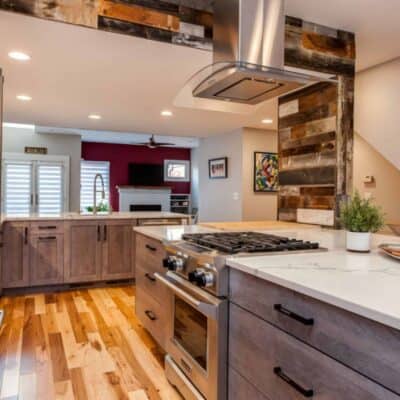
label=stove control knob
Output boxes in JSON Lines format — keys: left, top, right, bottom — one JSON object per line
{"left": 162, "top": 256, "right": 184, "bottom": 272}
{"left": 188, "top": 269, "right": 215, "bottom": 288}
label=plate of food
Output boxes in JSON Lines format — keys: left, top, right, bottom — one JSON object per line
{"left": 379, "top": 243, "right": 400, "bottom": 260}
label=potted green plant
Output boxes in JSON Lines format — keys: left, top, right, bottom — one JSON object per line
{"left": 340, "top": 191, "right": 385, "bottom": 252}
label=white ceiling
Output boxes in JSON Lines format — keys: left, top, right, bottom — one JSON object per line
{"left": 1, "top": 1, "right": 400, "bottom": 141}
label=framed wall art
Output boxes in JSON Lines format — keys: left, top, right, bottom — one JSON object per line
{"left": 254, "top": 152, "right": 279, "bottom": 192}
{"left": 209, "top": 157, "right": 228, "bottom": 179}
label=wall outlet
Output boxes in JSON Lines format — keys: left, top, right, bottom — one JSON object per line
{"left": 233, "top": 192, "right": 240, "bottom": 201}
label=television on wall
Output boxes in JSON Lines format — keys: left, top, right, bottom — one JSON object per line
{"left": 128, "top": 163, "right": 164, "bottom": 186}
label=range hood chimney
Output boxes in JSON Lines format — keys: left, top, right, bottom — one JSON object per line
{"left": 189, "top": 0, "right": 336, "bottom": 106}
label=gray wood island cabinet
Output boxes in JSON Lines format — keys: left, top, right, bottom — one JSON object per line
{"left": 228, "top": 268, "right": 400, "bottom": 400}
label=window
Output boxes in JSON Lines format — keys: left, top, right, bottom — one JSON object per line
{"left": 2, "top": 154, "right": 68, "bottom": 215}
{"left": 80, "top": 160, "right": 110, "bottom": 211}
{"left": 164, "top": 160, "right": 190, "bottom": 182}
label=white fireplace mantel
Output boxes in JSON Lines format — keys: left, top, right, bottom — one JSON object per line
{"left": 117, "top": 186, "right": 171, "bottom": 212}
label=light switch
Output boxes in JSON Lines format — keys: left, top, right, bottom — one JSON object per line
{"left": 233, "top": 192, "right": 240, "bottom": 201}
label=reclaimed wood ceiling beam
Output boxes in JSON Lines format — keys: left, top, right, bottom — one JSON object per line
{"left": 99, "top": 0, "right": 180, "bottom": 32}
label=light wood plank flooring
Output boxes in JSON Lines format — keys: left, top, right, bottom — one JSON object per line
{"left": 0, "top": 286, "right": 181, "bottom": 400}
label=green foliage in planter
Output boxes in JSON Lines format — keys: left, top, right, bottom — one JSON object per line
{"left": 340, "top": 191, "right": 385, "bottom": 233}
{"left": 86, "top": 202, "right": 109, "bottom": 213}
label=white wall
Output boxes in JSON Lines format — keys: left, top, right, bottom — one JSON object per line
{"left": 241, "top": 128, "right": 278, "bottom": 221}
{"left": 355, "top": 57, "right": 400, "bottom": 170}
{"left": 2, "top": 125, "right": 81, "bottom": 211}
{"left": 197, "top": 130, "right": 243, "bottom": 222}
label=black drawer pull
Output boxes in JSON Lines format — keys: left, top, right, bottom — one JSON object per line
{"left": 145, "top": 273, "right": 156, "bottom": 282}
{"left": 145, "top": 244, "right": 157, "bottom": 252}
{"left": 97, "top": 225, "right": 101, "bottom": 241}
{"left": 103, "top": 225, "right": 107, "bottom": 242}
{"left": 24, "top": 227, "right": 29, "bottom": 245}
{"left": 145, "top": 310, "right": 157, "bottom": 321}
{"left": 39, "top": 236, "right": 57, "bottom": 241}
{"left": 274, "top": 304, "right": 314, "bottom": 326}
{"left": 274, "top": 367, "right": 314, "bottom": 398}
{"left": 38, "top": 226, "right": 57, "bottom": 230}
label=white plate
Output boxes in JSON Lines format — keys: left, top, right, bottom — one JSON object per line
{"left": 379, "top": 243, "right": 400, "bottom": 260}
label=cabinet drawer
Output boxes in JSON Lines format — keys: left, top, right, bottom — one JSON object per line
{"left": 230, "top": 269, "right": 400, "bottom": 394}
{"left": 229, "top": 303, "right": 400, "bottom": 400}
{"left": 30, "top": 221, "right": 64, "bottom": 235}
{"left": 229, "top": 367, "right": 270, "bottom": 400}
{"left": 137, "top": 218, "right": 185, "bottom": 226}
{"left": 135, "top": 286, "right": 166, "bottom": 348}
{"left": 136, "top": 265, "right": 168, "bottom": 305}
{"left": 136, "top": 234, "right": 166, "bottom": 275}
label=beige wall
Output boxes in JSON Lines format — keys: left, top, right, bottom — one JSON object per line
{"left": 355, "top": 57, "right": 400, "bottom": 171}
{"left": 353, "top": 133, "right": 400, "bottom": 223}
{"left": 242, "top": 128, "right": 278, "bottom": 221}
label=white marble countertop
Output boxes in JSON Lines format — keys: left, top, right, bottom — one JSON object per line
{"left": 134, "top": 224, "right": 219, "bottom": 242}
{"left": 1, "top": 211, "right": 189, "bottom": 222}
{"left": 227, "top": 228, "right": 400, "bottom": 330}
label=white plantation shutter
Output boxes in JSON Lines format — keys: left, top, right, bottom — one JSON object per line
{"left": 37, "top": 163, "right": 64, "bottom": 215}
{"left": 80, "top": 161, "right": 110, "bottom": 211}
{"left": 2, "top": 155, "right": 68, "bottom": 215}
{"left": 3, "top": 161, "right": 33, "bottom": 215}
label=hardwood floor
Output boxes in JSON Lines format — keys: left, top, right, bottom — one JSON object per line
{"left": 0, "top": 286, "right": 181, "bottom": 400}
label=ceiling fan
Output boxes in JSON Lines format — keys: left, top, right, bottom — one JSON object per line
{"left": 132, "top": 134, "right": 175, "bottom": 149}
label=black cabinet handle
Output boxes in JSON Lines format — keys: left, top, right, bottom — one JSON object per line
{"left": 38, "top": 226, "right": 57, "bottom": 230}
{"left": 97, "top": 225, "right": 101, "bottom": 241}
{"left": 145, "top": 273, "right": 156, "bottom": 282}
{"left": 274, "top": 304, "right": 314, "bottom": 326}
{"left": 145, "top": 244, "right": 157, "bottom": 252}
{"left": 38, "top": 236, "right": 57, "bottom": 241}
{"left": 24, "top": 227, "right": 28, "bottom": 245}
{"left": 103, "top": 225, "right": 107, "bottom": 242}
{"left": 274, "top": 367, "right": 314, "bottom": 398}
{"left": 145, "top": 310, "right": 157, "bottom": 321}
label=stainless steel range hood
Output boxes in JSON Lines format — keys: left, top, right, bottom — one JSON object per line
{"left": 190, "top": 0, "right": 336, "bottom": 106}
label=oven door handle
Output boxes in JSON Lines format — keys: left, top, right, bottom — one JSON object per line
{"left": 154, "top": 273, "right": 218, "bottom": 320}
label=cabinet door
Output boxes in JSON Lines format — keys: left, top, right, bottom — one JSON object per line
{"left": 64, "top": 221, "right": 102, "bottom": 283}
{"left": 102, "top": 220, "right": 135, "bottom": 280}
{"left": 2, "top": 222, "right": 30, "bottom": 288}
{"left": 30, "top": 234, "right": 64, "bottom": 286}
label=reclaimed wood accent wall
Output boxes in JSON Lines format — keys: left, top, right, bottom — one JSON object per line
{"left": 278, "top": 17, "right": 355, "bottom": 227}
{"left": 0, "top": 0, "right": 213, "bottom": 50}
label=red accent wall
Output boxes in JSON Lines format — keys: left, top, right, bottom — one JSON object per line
{"left": 81, "top": 142, "right": 191, "bottom": 211}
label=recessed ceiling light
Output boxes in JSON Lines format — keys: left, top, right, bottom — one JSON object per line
{"left": 16, "top": 94, "right": 32, "bottom": 101}
{"left": 161, "top": 110, "right": 173, "bottom": 117}
{"left": 261, "top": 118, "right": 273, "bottom": 124}
{"left": 88, "top": 114, "right": 102, "bottom": 120}
{"left": 8, "top": 51, "right": 31, "bottom": 61}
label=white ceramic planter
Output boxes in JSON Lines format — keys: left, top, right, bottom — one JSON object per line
{"left": 346, "top": 231, "right": 371, "bottom": 252}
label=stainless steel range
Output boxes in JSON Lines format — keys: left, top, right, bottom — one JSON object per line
{"left": 155, "top": 232, "right": 321, "bottom": 400}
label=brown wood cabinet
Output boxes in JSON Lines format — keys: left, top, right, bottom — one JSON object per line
{"left": 229, "top": 269, "right": 400, "bottom": 400}
{"left": 2, "top": 222, "right": 30, "bottom": 288}
{"left": 135, "top": 233, "right": 167, "bottom": 348}
{"left": 30, "top": 234, "right": 64, "bottom": 286}
{"left": 64, "top": 220, "right": 103, "bottom": 283}
{"left": 102, "top": 219, "right": 136, "bottom": 280}
{"left": 64, "top": 219, "right": 136, "bottom": 283}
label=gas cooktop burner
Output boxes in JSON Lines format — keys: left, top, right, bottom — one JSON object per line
{"left": 181, "top": 232, "right": 319, "bottom": 254}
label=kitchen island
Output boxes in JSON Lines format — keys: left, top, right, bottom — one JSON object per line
{"left": 227, "top": 229, "right": 400, "bottom": 400}
{"left": 134, "top": 224, "right": 400, "bottom": 400}
{"left": 1, "top": 211, "right": 189, "bottom": 291}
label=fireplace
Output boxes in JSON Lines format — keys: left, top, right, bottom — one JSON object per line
{"left": 130, "top": 204, "right": 162, "bottom": 212}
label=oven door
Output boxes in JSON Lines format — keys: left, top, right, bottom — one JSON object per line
{"left": 155, "top": 271, "right": 227, "bottom": 400}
